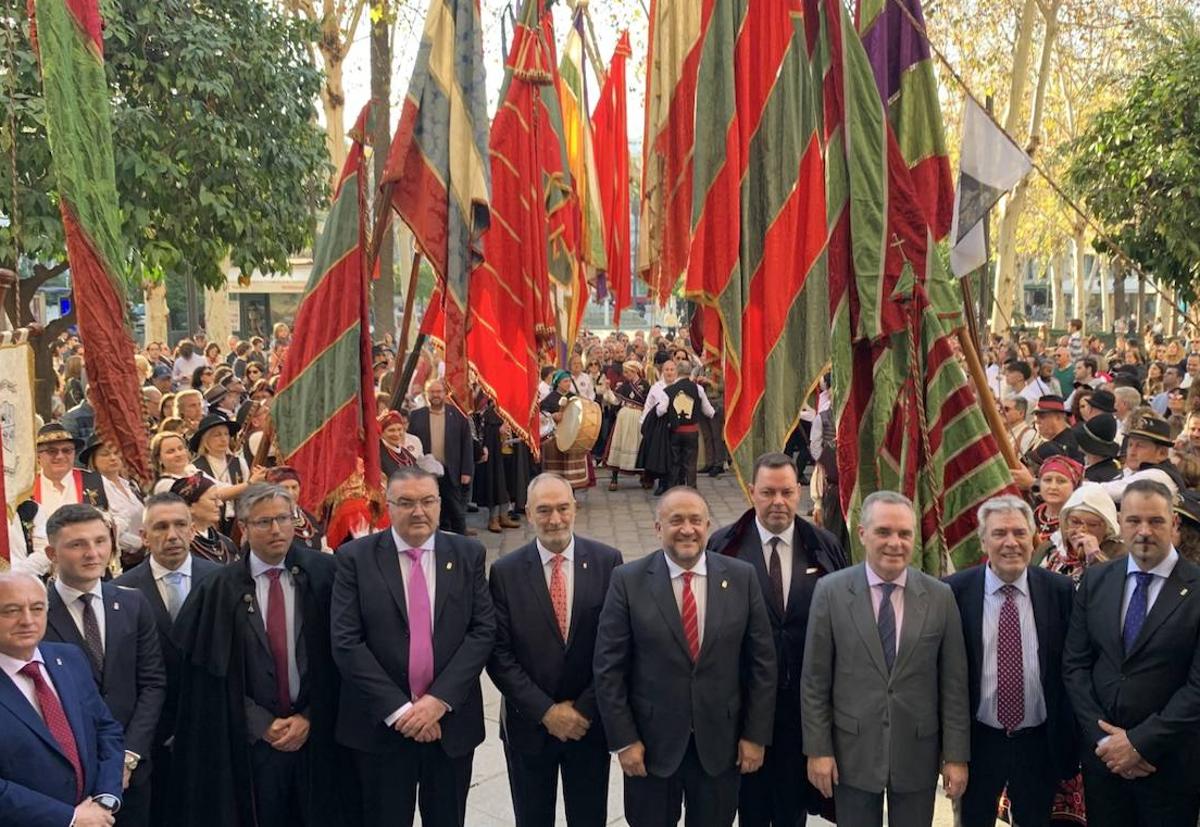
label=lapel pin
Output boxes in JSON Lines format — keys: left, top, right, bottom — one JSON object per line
{"left": 55, "top": 658, "right": 63, "bottom": 666}
{"left": 291, "top": 566, "right": 300, "bottom": 576}
{"left": 721, "top": 580, "right": 728, "bottom": 589}
{"left": 582, "top": 561, "right": 588, "bottom": 570}
{"left": 1182, "top": 588, "right": 1189, "bottom": 596}
{"left": 805, "top": 567, "right": 819, "bottom": 575}
{"left": 112, "top": 602, "right": 120, "bottom": 611}
{"left": 446, "top": 561, "right": 453, "bottom": 571}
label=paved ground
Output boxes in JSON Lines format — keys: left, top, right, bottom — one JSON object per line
{"left": 426, "top": 471, "right": 958, "bottom": 826}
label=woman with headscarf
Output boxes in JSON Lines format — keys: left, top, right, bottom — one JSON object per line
{"left": 602, "top": 360, "right": 650, "bottom": 490}
{"left": 539, "top": 369, "right": 594, "bottom": 490}
{"left": 170, "top": 473, "right": 241, "bottom": 564}
{"left": 1035, "top": 482, "right": 1124, "bottom": 577}
{"left": 378, "top": 409, "right": 428, "bottom": 478}
{"left": 264, "top": 466, "right": 326, "bottom": 552}
{"left": 1033, "top": 455, "right": 1084, "bottom": 546}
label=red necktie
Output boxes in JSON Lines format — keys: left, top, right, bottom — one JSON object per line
{"left": 681, "top": 572, "right": 700, "bottom": 661}
{"left": 549, "top": 555, "right": 568, "bottom": 641}
{"left": 996, "top": 584, "right": 1024, "bottom": 732}
{"left": 20, "top": 662, "right": 84, "bottom": 802}
{"left": 264, "top": 570, "right": 293, "bottom": 716}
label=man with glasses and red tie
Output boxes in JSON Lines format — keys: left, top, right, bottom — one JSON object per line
{"left": 331, "top": 466, "right": 495, "bottom": 827}
{"left": 170, "top": 483, "right": 350, "bottom": 827}
{"left": 0, "top": 571, "right": 125, "bottom": 827}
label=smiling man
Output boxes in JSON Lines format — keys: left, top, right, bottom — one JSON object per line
{"left": 944, "top": 496, "right": 1077, "bottom": 827}
{"left": 801, "top": 491, "right": 970, "bottom": 827}
{"left": 594, "top": 487, "right": 776, "bottom": 827}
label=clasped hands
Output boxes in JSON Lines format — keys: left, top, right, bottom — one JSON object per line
{"left": 542, "top": 701, "right": 590, "bottom": 742}
{"left": 393, "top": 694, "right": 446, "bottom": 742}
{"left": 265, "top": 713, "right": 310, "bottom": 752}
{"left": 1096, "top": 720, "right": 1156, "bottom": 779}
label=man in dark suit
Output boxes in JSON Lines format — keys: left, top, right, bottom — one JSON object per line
{"left": 0, "top": 571, "right": 125, "bottom": 827}
{"left": 43, "top": 504, "right": 166, "bottom": 827}
{"left": 408, "top": 379, "right": 476, "bottom": 535}
{"left": 802, "top": 490, "right": 970, "bottom": 827}
{"left": 114, "top": 492, "right": 220, "bottom": 826}
{"left": 331, "top": 466, "right": 495, "bottom": 827}
{"left": 171, "top": 483, "right": 348, "bottom": 827}
{"left": 1063, "top": 478, "right": 1200, "bottom": 826}
{"left": 488, "top": 473, "right": 623, "bottom": 827}
{"left": 594, "top": 487, "right": 777, "bottom": 827}
{"left": 706, "top": 452, "right": 846, "bottom": 827}
{"left": 944, "top": 496, "right": 1077, "bottom": 827}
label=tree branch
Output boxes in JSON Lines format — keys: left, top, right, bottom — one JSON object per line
{"left": 18, "top": 261, "right": 70, "bottom": 325}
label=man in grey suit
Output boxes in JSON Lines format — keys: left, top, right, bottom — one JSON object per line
{"left": 594, "top": 487, "right": 777, "bottom": 827}
{"left": 801, "top": 491, "right": 970, "bottom": 827}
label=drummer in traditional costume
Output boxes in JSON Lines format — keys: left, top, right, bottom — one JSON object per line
{"left": 264, "top": 465, "right": 326, "bottom": 552}
{"left": 539, "top": 369, "right": 595, "bottom": 491}
{"left": 602, "top": 360, "right": 650, "bottom": 491}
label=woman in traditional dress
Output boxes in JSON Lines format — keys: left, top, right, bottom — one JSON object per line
{"left": 603, "top": 361, "right": 650, "bottom": 491}
{"left": 1032, "top": 455, "right": 1083, "bottom": 547}
{"left": 264, "top": 465, "right": 326, "bottom": 552}
{"left": 151, "top": 432, "right": 200, "bottom": 494}
{"left": 539, "top": 369, "right": 594, "bottom": 491}
{"left": 379, "top": 410, "right": 421, "bottom": 476}
{"left": 191, "top": 413, "right": 261, "bottom": 536}
{"left": 170, "top": 473, "right": 241, "bottom": 565}
{"left": 81, "top": 437, "right": 146, "bottom": 570}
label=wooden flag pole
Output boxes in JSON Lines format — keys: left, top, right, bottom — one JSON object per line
{"left": 389, "top": 251, "right": 424, "bottom": 411}
{"left": 954, "top": 325, "right": 1021, "bottom": 470}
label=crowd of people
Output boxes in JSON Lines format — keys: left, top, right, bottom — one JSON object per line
{"left": 3, "top": 318, "right": 1200, "bottom": 827}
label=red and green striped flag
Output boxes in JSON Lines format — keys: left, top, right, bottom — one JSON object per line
{"left": 273, "top": 105, "right": 381, "bottom": 514}
{"left": 29, "top": 0, "right": 149, "bottom": 483}
{"left": 382, "top": 0, "right": 491, "bottom": 405}
{"left": 686, "top": 0, "right": 829, "bottom": 490}
{"left": 466, "top": 0, "right": 564, "bottom": 454}
{"left": 810, "top": 0, "right": 1013, "bottom": 572}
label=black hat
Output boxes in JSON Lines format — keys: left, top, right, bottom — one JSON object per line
{"left": 1005, "top": 360, "right": 1032, "bottom": 380}
{"left": 203, "top": 384, "right": 229, "bottom": 406}
{"left": 36, "top": 422, "right": 83, "bottom": 451}
{"left": 1126, "top": 416, "right": 1174, "bottom": 448}
{"left": 1030, "top": 440, "right": 1069, "bottom": 465}
{"left": 188, "top": 413, "right": 232, "bottom": 453}
{"left": 78, "top": 435, "right": 108, "bottom": 468}
{"left": 1073, "top": 414, "right": 1119, "bottom": 459}
{"left": 1175, "top": 492, "right": 1200, "bottom": 528}
{"left": 1087, "top": 390, "right": 1116, "bottom": 413}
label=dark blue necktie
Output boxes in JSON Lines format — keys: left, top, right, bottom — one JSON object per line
{"left": 877, "top": 583, "right": 897, "bottom": 672}
{"left": 1122, "top": 572, "right": 1155, "bottom": 653}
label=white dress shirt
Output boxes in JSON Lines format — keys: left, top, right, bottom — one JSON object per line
{"left": 150, "top": 554, "right": 195, "bottom": 610}
{"left": 641, "top": 381, "right": 668, "bottom": 424}
{"left": 29, "top": 471, "right": 81, "bottom": 567}
{"left": 1120, "top": 547, "right": 1179, "bottom": 627}
{"left": 756, "top": 519, "right": 795, "bottom": 611}
{"left": 102, "top": 475, "right": 144, "bottom": 554}
{"left": 0, "top": 648, "right": 60, "bottom": 720}
{"left": 665, "top": 552, "right": 707, "bottom": 650}
{"left": 54, "top": 579, "right": 107, "bottom": 650}
{"left": 537, "top": 537, "right": 575, "bottom": 633}
{"left": 977, "top": 566, "right": 1046, "bottom": 730}
{"left": 653, "top": 383, "right": 716, "bottom": 419}
{"left": 384, "top": 530, "right": 439, "bottom": 725}
{"left": 249, "top": 551, "right": 300, "bottom": 704}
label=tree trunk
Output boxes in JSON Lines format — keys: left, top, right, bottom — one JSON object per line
{"left": 370, "top": 2, "right": 395, "bottom": 343}
{"left": 1112, "top": 260, "right": 1126, "bottom": 331}
{"left": 1098, "top": 259, "right": 1112, "bottom": 331}
{"left": 205, "top": 284, "right": 233, "bottom": 348}
{"left": 145, "top": 281, "right": 169, "bottom": 345}
{"left": 319, "top": 10, "right": 349, "bottom": 185}
{"left": 1135, "top": 271, "right": 1146, "bottom": 335}
{"left": 1156, "top": 284, "right": 1172, "bottom": 335}
{"left": 1070, "top": 220, "right": 1087, "bottom": 333}
{"left": 991, "top": 0, "right": 1059, "bottom": 333}
{"left": 1051, "top": 252, "right": 1067, "bottom": 330}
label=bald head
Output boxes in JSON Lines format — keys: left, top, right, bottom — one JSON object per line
{"left": 0, "top": 573, "right": 48, "bottom": 660}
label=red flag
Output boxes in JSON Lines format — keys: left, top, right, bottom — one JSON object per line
{"left": 592, "top": 32, "right": 632, "bottom": 326}
{"left": 467, "top": 0, "right": 561, "bottom": 455}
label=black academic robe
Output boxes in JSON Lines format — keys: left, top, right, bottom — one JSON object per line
{"left": 169, "top": 543, "right": 356, "bottom": 827}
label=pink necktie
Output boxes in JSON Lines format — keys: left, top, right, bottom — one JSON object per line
{"left": 550, "top": 555, "right": 568, "bottom": 641}
{"left": 406, "top": 548, "right": 434, "bottom": 698}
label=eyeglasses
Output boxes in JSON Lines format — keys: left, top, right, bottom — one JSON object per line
{"left": 387, "top": 496, "right": 440, "bottom": 511}
{"left": 38, "top": 446, "right": 75, "bottom": 457}
{"left": 244, "top": 515, "right": 293, "bottom": 530}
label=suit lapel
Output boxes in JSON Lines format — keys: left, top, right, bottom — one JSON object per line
{"left": 847, "top": 566, "right": 890, "bottom": 681}
{"left": 891, "top": 569, "right": 930, "bottom": 679}
{"left": 1027, "top": 568, "right": 1053, "bottom": 681}
{"left": 522, "top": 544, "right": 563, "bottom": 644}
{"left": 46, "top": 585, "right": 97, "bottom": 683}
{"left": 135, "top": 565, "right": 173, "bottom": 633}
{"left": 100, "top": 582, "right": 124, "bottom": 691}
{"left": 375, "top": 530, "right": 409, "bottom": 623}
{"left": 699, "top": 554, "right": 726, "bottom": 662}
{"left": 433, "top": 534, "right": 452, "bottom": 630}
{"left": 241, "top": 557, "right": 271, "bottom": 657}
{"left": 647, "top": 552, "right": 692, "bottom": 660}
{"left": 1095, "top": 560, "right": 1128, "bottom": 659}
{"left": 740, "top": 531, "right": 780, "bottom": 624}
{"left": 565, "top": 541, "right": 590, "bottom": 648}
{"left": 964, "top": 568, "right": 985, "bottom": 689}
{"left": 43, "top": 652, "right": 91, "bottom": 779}
{"left": 1126, "top": 560, "right": 1197, "bottom": 660}
{"left": 0, "top": 666, "right": 64, "bottom": 757}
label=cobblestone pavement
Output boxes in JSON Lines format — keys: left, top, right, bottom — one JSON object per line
{"left": 423, "top": 470, "right": 957, "bottom": 826}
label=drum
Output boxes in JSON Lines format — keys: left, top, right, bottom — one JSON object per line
{"left": 555, "top": 397, "right": 602, "bottom": 453}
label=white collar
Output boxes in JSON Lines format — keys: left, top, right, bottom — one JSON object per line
{"left": 1126, "top": 547, "right": 1179, "bottom": 580}
{"left": 536, "top": 537, "right": 575, "bottom": 566}
{"left": 392, "top": 528, "right": 436, "bottom": 554}
{"left": 54, "top": 578, "right": 103, "bottom": 606}
{"left": 665, "top": 551, "right": 707, "bottom": 578}
{"left": 755, "top": 518, "right": 795, "bottom": 550}
{"left": 0, "top": 647, "right": 47, "bottom": 681}
{"left": 149, "top": 554, "right": 193, "bottom": 581}
{"left": 984, "top": 564, "right": 1030, "bottom": 597}
{"left": 248, "top": 550, "right": 288, "bottom": 578}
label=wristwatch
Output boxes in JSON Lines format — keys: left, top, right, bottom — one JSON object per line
{"left": 124, "top": 753, "right": 140, "bottom": 772}
{"left": 93, "top": 794, "right": 120, "bottom": 812}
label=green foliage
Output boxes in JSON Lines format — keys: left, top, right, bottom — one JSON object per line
{"left": 0, "top": 0, "right": 330, "bottom": 289}
{"left": 1065, "top": 10, "right": 1200, "bottom": 304}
